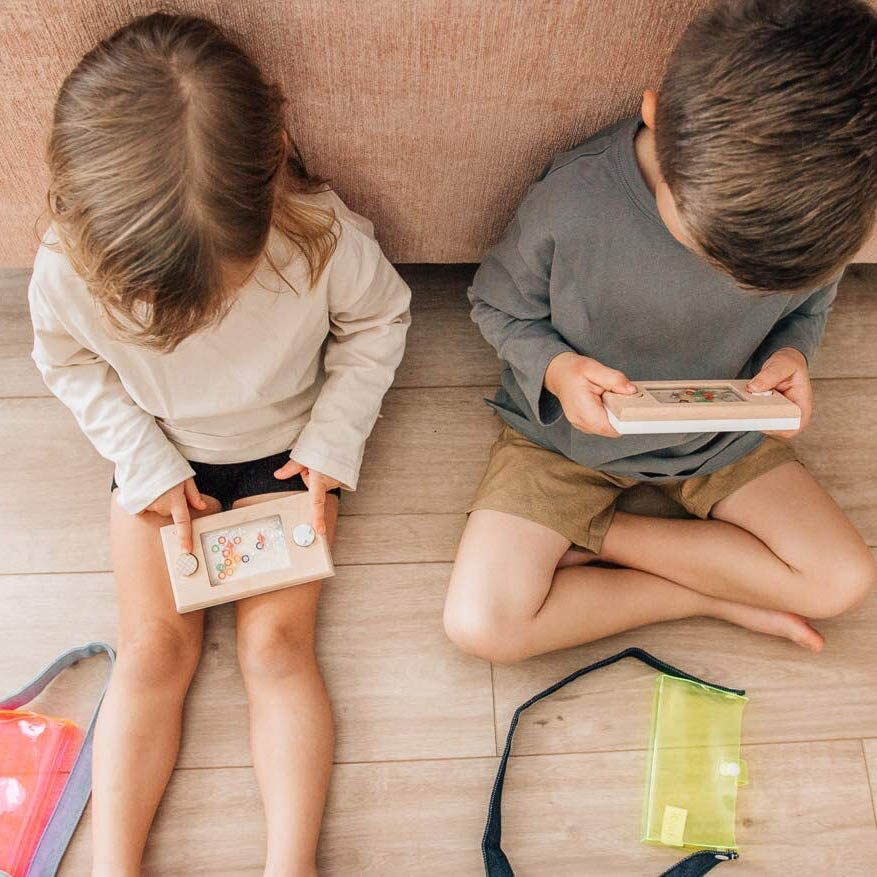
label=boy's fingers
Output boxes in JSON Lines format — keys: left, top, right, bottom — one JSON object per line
{"left": 172, "top": 500, "right": 193, "bottom": 553}
{"left": 309, "top": 480, "right": 327, "bottom": 535}
{"left": 274, "top": 459, "right": 305, "bottom": 480}
{"left": 585, "top": 360, "right": 636, "bottom": 394}
{"left": 577, "top": 395, "right": 621, "bottom": 438}
{"left": 781, "top": 387, "right": 812, "bottom": 429}
{"left": 747, "top": 360, "right": 792, "bottom": 392}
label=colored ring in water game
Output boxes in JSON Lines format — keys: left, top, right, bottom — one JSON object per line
{"left": 234, "top": 536, "right": 242, "bottom": 544}
{"left": 217, "top": 563, "right": 225, "bottom": 572}
{"left": 218, "top": 572, "right": 225, "bottom": 580}
{"left": 211, "top": 545, "right": 219, "bottom": 553}
{"left": 219, "top": 536, "right": 226, "bottom": 544}
{"left": 256, "top": 543, "right": 264, "bottom": 550}
{"left": 242, "top": 555, "right": 249, "bottom": 562}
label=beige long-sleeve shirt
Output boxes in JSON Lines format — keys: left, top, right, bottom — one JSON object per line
{"left": 29, "top": 192, "right": 411, "bottom": 514}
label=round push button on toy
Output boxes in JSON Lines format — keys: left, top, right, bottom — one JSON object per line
{"left": 175, "top": 552, "right": 198, "bottom": 577}
{"left": 292, "top": 523, "right": 316, "bottom": 548}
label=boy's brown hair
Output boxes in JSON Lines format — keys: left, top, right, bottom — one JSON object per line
{"left": 655, "top": 0, "right": 877, "bottom": 292}
{"left": 47, "top": 12, "right": 337, "bottom": 350}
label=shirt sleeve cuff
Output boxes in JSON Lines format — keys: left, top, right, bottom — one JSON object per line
{"left": 526, "top": 342, "right": 575, "bottom": 426}
{"left": 114, "top": 460, "right": 196, "bottom": 515}
{"left": 289, "top": 442, "right": 360, "bottom": 492}
{"left": 756, "top": 331, "right": 814, "bottom": 371}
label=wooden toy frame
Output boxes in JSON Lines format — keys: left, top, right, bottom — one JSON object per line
{"left": 159, "top": 493, "right": 334, "bottom": 613}
{"left": 602, "top": 379, "right": 801, "bottom": 435}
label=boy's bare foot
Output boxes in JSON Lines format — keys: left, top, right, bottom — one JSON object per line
{"left": 712, "top": 599, "right": 824, "bottom": 652}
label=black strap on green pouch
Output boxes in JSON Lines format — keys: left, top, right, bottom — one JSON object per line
{"left": 482, "top": 647, "right": 743, "bottom": 877}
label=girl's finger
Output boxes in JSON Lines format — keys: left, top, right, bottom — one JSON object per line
{"left": 309, "top": 479, "right": 327, "bottom": 535}
{"left": 274, "top": 459, "right": 305, "bottom": 480}
{"left": 171, "top": 499, "right": 194, "bottom": 553}
{"left": 184, "top": 478, "right": 206, "bottom": 510}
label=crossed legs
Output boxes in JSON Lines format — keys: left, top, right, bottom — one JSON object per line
{"left": 444, "top": 462, "right": 875, "bottom": 663}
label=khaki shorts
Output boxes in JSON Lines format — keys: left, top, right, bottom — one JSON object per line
{"left": 469, "top": 426, "right": 800, "bottom": 553}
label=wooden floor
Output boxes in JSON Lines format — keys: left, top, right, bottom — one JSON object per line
{"left": 2, "top": 264, "right": 876, "bottom": 875}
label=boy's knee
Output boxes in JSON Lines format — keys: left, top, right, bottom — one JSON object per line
{"left": 800, "top": 546, "right": 876, "bottom": 619}
{"left": 118, "top": 620, "right": 200, "bottom": 688}
{"left": 443, "top": 594, "right": 528, "bottom": 665}
{"left": 237, "top": 622, "right": 314, "bottom": 681}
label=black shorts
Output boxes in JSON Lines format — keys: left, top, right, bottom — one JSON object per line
{"left": 110, "top": 450, "right": 342, "bottom": 511}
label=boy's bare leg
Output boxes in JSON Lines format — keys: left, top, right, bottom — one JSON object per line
{"left": 600, "top": 462, "right": 876, "bottom": 618}
{"left": 444, "top": 508, "right": 823, "bottom": 664}
{"left": 92, "top": 493, "right": 221, "bottom": 876}
{"left": 233, "top": 492, "right": 338, "bottom": 877}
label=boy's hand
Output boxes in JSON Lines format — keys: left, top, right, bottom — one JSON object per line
{"left": 746, "top": 347, "right": 812, "bottom": 437}
{"left": 274, "top": 459, "right": 341, "bottom": 536}
{"left": 143, "top": 477, "right": 207, "bottom": 553}
{"left": 545, "top": 352, "right": 638, "bottom": 437}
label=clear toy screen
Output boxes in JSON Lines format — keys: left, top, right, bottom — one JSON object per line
{"left": 645, "top": 386, "right": 745, "bottom": 405}
{"left": 200, "top": 514, "right": 291, "bottom": 587}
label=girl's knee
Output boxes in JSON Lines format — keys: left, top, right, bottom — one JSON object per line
{"left": 117, "top": 620, "right": 201, "bottom": 688}
{"left": 237, "top": 621, "right": 316, "bottom": 681}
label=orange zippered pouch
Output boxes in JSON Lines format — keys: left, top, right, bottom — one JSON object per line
{"left": 0, "top": 644, "right": 113, "bottom": 877}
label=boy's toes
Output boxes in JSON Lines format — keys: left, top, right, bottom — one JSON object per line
{"left": 783, "top": 613, "right": 824, "bottom": 653}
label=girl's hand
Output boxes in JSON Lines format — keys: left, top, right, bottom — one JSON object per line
{"left": 746, "top": 347, "right": 812, "bottom": 437}
{"left": 544, "top": 351, "right": 638, "bottom": 437}
{"left": 274, "top": 459, "right": 341, "bottom": 536}
{"left": 143, "top": 477, "right": 207, "bottom": 552}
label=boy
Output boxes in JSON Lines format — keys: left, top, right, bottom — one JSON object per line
{"left": 444, "top": 0, "right": 877, "bottom": 663}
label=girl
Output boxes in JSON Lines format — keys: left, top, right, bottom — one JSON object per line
{"left": 29, "top": 13, "right": 410, "bottom": 875}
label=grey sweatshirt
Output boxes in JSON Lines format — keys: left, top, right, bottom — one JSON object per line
{"left": 469, "top": 117, "right": 838, "bottom": 481}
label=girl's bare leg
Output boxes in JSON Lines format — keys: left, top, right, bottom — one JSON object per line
{"left": 600, "top": 462, "right": 876, "bottom": 618}
{"left": 91, "top": 492, "right": 221, "bottom": 876}
{"left": 444, "top": 508, "right": 824, "bottom": 664}
{"left": 233, "top": 492, "right": 338, "bottom": 877}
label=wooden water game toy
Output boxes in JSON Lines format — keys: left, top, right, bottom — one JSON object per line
{"left": 160, "top": 493, "right": 334, "bottom": 612}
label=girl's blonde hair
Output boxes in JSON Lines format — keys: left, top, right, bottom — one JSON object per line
{"left": 47, "top": 12, "right": 337, "bottom": 350}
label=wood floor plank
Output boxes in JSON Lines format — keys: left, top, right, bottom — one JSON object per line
{"left": 3, "top": 263, "right": 875, "bottom": 400}
{"left": 0, "top": 268, "right": 44, "bottom": 397}
{"left": 865, "top": 740, "right": 877, "bottom": 824}
{"left": 62, "top": 740, "right": 877, "bottom": 875}
{"left": 492, "top": 575, "right": 877, "bottom": 756}
{"left": 811, "top": 264, "right": 877, "bottom": 379}
{"left": 795, "top": 378, "right": 877, "bottom": 542}
{"left": 63, "top": 758, "right": 496, "bottom": 876}
{"left": 0, "top": 566, "right": 495, "bottom": 768}
{"left": 0, "top": 398, "right": 114, "bottom": 574}
{"left": 394, "top": 264, "right": 500, "bottom": 388}
{"left": 333, "top": 513, "right": 465, "bottom": 566}
{"left": 345, "top": 385, "right": 497, "bottom": 516}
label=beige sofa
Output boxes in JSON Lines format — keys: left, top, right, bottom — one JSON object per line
{"left": 0, "top": 0, "right": 713, "bottom": 266}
